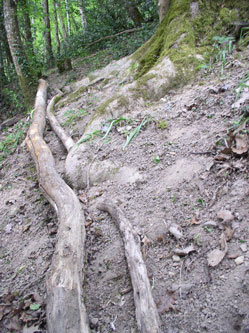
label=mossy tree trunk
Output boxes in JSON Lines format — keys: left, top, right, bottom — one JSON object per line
{"left": 3, "top": 0, "right": 35, "bottom": 107}
{"left": 134, "top": 0, "right": 249, "bottom": 80}
{"left": 158, "top": 0, "right": 171, "bottom": 22}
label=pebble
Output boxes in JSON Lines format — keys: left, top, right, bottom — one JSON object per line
{"left": 203, "top": 221, "right": 217, "bottom": 228}
{"left": 172, "top": 255, "right": 180, "bottom": 262}
{"left": 235, "top": 256, "right": 244, "bottom": 265}
{"left": 240, "top": 244, "right": 247, "bottom": 252}
{"left": 169, "top": 224, "right": 183, "bottom": 239}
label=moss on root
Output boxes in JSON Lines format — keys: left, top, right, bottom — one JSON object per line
{"left": 133, "top": 0, "right": 249, "bottom": 80}
{"left": 57, "top": 86, "right": 88, "bottom": 108}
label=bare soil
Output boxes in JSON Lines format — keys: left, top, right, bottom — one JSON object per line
{"left": 0, "top": 48, "right": 249, "bottom": 333}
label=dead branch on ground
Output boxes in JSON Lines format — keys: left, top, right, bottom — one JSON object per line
{"left": 98, "top": 199, "right": 161, "bottom": 333}
{"left": 86, "top": 27, "right": 143, "bottom": 48}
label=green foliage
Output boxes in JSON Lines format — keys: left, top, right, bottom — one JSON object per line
{"left": 0, "top": 121, "right": 29, "bottom": 164}
{"left": 63, "top": 109, "right": 88, "bottom": 128}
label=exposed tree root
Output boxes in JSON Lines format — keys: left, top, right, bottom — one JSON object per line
{"left": 25, "top": 79, "right": 90, "bottom": 333}
{"left": 46, "top": 91, "right": 75, "bottom": 152}
{"left": 98, "top": 199, "right": 161, "bottom": 333}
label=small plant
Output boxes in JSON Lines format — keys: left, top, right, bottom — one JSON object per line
{"left": 203, "top": 226, "right": 212, "bottom": 233}
{"left": 153, "top": 156, "right": 160, "bottom": 164}
{"left": 0, "top": 121, "right": 29, "bottom": 163}
{"left": 212, "top": 35, "right": 235, "bottom": 74}
{"left": 63, "top": 109, "right": 88, "bottom": 128}
{"left": 238, "top": 27, "right": 249, "bottom": 47}
{"left": 123, "top": 116, "right": 151, "bottom": 150}
{"left": 197, "top": 198, "right": 205, "bottom": 207}
{"left": 157, "top": 119, "right": 168, "bottom": 130}
{"left": 234, "top": 72, "right": 249, "bottom": 103}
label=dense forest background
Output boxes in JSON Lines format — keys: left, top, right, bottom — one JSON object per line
{"left": 0, "top": 0, "right": 158, "bottom": 114}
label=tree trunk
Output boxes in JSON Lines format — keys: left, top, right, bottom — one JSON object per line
{"left": 0, "top": 40, "right": 7, "bottom": 90}
{"left": 134, "top": 0, "right": 249, "bottom": 83}
{"left": 71, "top": 14, "right": 80, "bottom": 32}
{"left": 19, "top": 0, "right": 33, "bottom": 48}
{"left": 52, "top": 0, "right": 61, "bottom": 54}
{"left": 125, "top": 0, "right": 144, "bottom": 26}
{"left": 57, "top": 2, "right": 67, "bottom": 39}
{"left": 3, "top": 0, "right": 35, "bottom": 106}
{"left": 25, "top": 80, "right": 90, "bottom": 333}
{"left": 158, "top": 0, "right": 171, "bottom": 23}
{"left": 65, "top": 0, "right": 71, "bottom": 35}
{"left": 78, "top": 0, "right": 87, "bottom": 31}
{"left": 43, "top": 0, "right": 54, "bottom": 67}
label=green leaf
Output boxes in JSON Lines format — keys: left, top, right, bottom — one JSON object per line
{"left": 30, "top": 303, "right": 41, "bottom": 311}
{"left": 153, "top": 156, "right": 160, "bottom": 164}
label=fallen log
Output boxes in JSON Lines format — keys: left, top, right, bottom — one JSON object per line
{"left": 25, "top": 79, "right": 90, "bottom": 333}
{"left": 98, "top": 199, "right": 161, "bottom": 333}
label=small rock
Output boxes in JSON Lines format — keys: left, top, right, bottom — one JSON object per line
{"left": 235, "top": 256, "right": 244, "bottom": 265}
{"left": 207, "top": 248, "right": 226, "bottom": 267}
{"left": 174, "top": 245, "right": 195, "bottom": 256}
{"left": 90, "top": 318, "right": 99, "bottom": 326}
{"left": 203, "top": 221, "right": 217, "bottom": 228}
{"left": 217, "top": 210, "right": 234, "bottom": 223}
{"left": 169, "top": 224, "right": 183, "bottom": 239}
{"left": 227, "top": 252, "right": 240, "bottom": 259}
{"left": 168, "top": 271, "right": 175, "bottom": 277}
{"left": 209, "top": 86, "right": 218, "bottom": 94}
{"left": 5, "top": 224, "right": 12, "bottom": 233}
{"left": 240, "top": 244, "right": 247, "bottom": 252}
{"left": 172, "top": 255, "right": 180, "bottom": 262}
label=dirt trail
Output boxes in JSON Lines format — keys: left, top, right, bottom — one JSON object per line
{"left": 0, "top": 48, "right": 249, "bottom": 332}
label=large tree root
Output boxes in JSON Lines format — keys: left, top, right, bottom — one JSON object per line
{"left": 98, "top": 199, "right": 161, "bottom": 333}
{"left": 25, "top": 80, "right": 90, "bottom": 333}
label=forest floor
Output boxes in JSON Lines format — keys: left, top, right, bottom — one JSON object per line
{"left": 0, "top": 45, "right": 249, "bottom": 333}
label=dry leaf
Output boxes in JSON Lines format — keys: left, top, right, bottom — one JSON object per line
{"left": 224, "top": 227, "right": 235, "bottom": 241}
{"left": 232, "top": 134, "right": 249, "bottom": 155}
{"left": 207, "top": 249, "right": 226, "bottom": 267}
{"left": 190, "top": 216, "right": 200, "bottom": 225}
{"left": 217, "top": 210, "right": 234, "bottom": 223}
{"left": 156, "top": 290, "right": 176, "bottom": 313}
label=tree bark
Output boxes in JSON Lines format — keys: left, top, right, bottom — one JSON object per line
{"left": 65, "top": 0, "right": 71, "bottom": 35}
{"left": 19, "top": 0, "right": 33, "bottom": 48}
{"left": 43, "top": 0, "right": 54, "bottom": 67}
{"left": 3, "top": 0, "right": 34, "bottom": 106}
{"left": 25, "top": 79, "right": 90, "bottom": 333}
{"left": 98, "top": 199, "right": 161, "bottom": 333}
{"left": 57, "top": 2, "right": 68, "bottom": 39}
{"left": 158, "top": 0, "right": 171, "bottom": 22}
{"left": 78, "top": 0, "right": 87, "bottom": 31}
{"left": 52, "top": 0, "right": 61, "bottom": 54}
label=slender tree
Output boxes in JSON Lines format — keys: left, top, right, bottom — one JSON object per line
{"left": 65, "top": 0, "right": 71, "bottom": 35}
{"left": 125, "top": 0, "right": 144, "bottom": 26}
{"left": 3, "top": 0, "right": 35, "bottom": 106}
{"left": 57, "top": 1, "right": 67, "bottom": 39}
{"left": 53, "top": 0, "right": 61, "bottom": 54}
{"left": 43, "top": 0, "right": 54, "bottom": 67}
{"left": 78, "top": 0, "right": 87, "bottom": 31}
